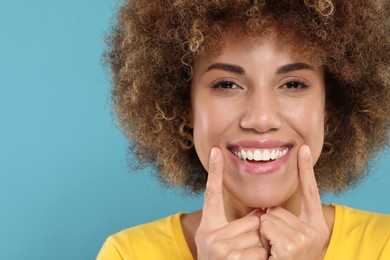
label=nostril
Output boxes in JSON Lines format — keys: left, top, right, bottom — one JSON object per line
{"left": 239, "top": 112, "right": 282, "bottom": 133}
{"left": 239, "top": 96, "right": 282, "bottom": 132}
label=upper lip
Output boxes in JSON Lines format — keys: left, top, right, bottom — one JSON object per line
{"left": 227, "top": 139, "right": 294, "bottom": 150}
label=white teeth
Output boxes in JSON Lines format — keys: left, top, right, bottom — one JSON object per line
{"left": 253, "top": 150, "right": 261, "bottom": 161}
{"left": 270, "top": 150, "right": 276, "bottom": 160}
{"left": 233, "top": 148, "right": 289, "bottom": 162}
{"left": 262, "top": 150, "right": 270, "bottom": 161}
{"left": 247, "top": 151, "right": 253, "bottom": 160}
{"left": 241, "top": 149, "right": 247, "bottom": 160}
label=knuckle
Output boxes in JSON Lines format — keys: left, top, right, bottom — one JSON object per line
{"left": 308, "top": 184, "right": 319, "bottom": 197}
{"left": 213, "top": 240, "right": 229, "bottom": 255}
{"left": 194, "top": 229, "right": 204, "bottom": 243}
{"left": 241, "top": 215, "right": 260, "bottom": 230}
{"left": 302, "top": 183, "right": 318, "bottom": 197}
{"left": 321, "top": 224, "right": 330, "bottom": 238}
{"left": 315, "top": 226, "right": 329, "bottom": 246}
{"left": 303, "top": 161, "right": 313, "bottom": 171}
{"left": 195, "top": 228, "right": 215, "bottom": 245}
{"left": 208, "top": 160, "right": 216, "bottom": 174}
{"left": 204, "top": 189, "right": 222, "bottom": 205}
{"left": 285, "top": 242, "right": 296, "bottom": 253}
{"left": 204, "top": 232, "right": 218, "bottom": 246}
{"left": 248, "top": 215, "right": 261, "bottom": 225}
{"left": 259, "top": 217, "right": 271, "bottom": 229}
{"left": 227, "top": 250, "right": 242, "bottom": 260}
{"left": 204, "top": 189, "right": 214, "bottom": 200}
{"left": 297, "top": 233, "right": 308, "bottom": 246}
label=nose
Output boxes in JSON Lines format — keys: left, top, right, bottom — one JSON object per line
{"left": 239, "top": 89, "right": 282, "bottom": 133}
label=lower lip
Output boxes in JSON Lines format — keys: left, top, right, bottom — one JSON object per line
{"left": 228, "top": 150, "right": 291, "bottom": 175}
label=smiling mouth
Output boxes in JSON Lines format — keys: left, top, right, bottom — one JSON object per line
{"left": 230, "top": 147, "right": 290, "bottom": 162}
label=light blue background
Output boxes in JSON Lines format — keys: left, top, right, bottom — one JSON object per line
{"left": 0, "top": 1, "right": 389, "bottom": 259}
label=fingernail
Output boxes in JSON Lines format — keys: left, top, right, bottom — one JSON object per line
{"left": 210, "top": 148, "right": 217, "bottom": 162}
{"left": 302, "top": 145, "right": 311, "bottom": 159}
{"left": 253, "top": 209, "right": 266, "bottom": 217}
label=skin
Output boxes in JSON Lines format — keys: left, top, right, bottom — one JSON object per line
{"left": 181, "top": 35, "right": 334, "bottom": 259}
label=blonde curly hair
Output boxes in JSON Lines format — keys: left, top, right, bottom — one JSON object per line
{"left": 106, "top": 0, "right": 390, "bottom": 193}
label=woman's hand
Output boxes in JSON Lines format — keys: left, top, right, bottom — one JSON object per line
{"left": 195, "top": 147, "right": 268, "bottom": 260}
{"left": 259, "top": 145, "right": 330, "bottom": 260}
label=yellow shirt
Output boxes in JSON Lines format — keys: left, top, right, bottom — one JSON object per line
{"left": 97, "top": 205, "right": 390, "bottom": 259}
{"left": 97, "top": 213, "right": 192, "bottom": 259}
{"left": 323, "top": 205, "right": 390, "bottom": 259}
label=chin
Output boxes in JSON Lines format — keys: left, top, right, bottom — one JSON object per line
{"left": 243, "top": 195, "right": 289, "bottom": 209}
{"left": 228, "top": 183, "right": 299, "bottom": 210}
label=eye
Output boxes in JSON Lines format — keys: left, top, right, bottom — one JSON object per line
{"left": 282, "top": 80, "right": 309, "bottom": 90}
{"left": 211, "top": 80, "right": 241, "bottom": 90}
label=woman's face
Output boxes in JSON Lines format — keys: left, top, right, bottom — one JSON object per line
{"left": 190, "top": 35, "right": 326, "bottom": 214}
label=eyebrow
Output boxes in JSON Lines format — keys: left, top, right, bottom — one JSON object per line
{"left": 276, "top": 63, "right": 314, "bottom": 74}
{"left": 205, "top": 63, "right": 245, "bottom": 74}
{"left": 205, "top": 62, "right": 314, "bottom": 75}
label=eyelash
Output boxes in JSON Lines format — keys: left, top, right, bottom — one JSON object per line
{"left": 281, "top": 79, "right": 310, "bottom": 90}
{"left": 211, "top": 80, "right": 241, "bottom": 90}
{"left": 210, "top": 79, "right": 311, "bottom": 91}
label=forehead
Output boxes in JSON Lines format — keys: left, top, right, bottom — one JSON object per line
{"left": 194, "top": 33, "right": 322, "bottom": 72}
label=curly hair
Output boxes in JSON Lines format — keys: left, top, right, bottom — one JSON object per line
{"left": 106, "top": 0, "right": 390, "bottom": 194}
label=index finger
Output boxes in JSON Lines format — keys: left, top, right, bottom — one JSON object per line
{"left": 298, "top": 145, "right": 324, "bottom": 224}
{"left": 200, "top": 147, "right": 228, "bottom": 229}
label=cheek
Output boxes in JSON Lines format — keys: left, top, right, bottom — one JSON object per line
{"left": 308, "top": 110, "right": 325, "bottom": 159}
{"left": 287, "top": 104, "right": 325, "bottom": 161}
{"left": 192, "top": 101, "right": 236, "bottom": 167}
{"left": 192, "top": 103, "right": 218, "bottom": 141}
{"left": 191, "top": 103, "right": 217, "bottom": 168}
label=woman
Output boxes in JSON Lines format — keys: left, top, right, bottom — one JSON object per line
{"left": 98, "top": 0, "right": 390, "bottom": 259}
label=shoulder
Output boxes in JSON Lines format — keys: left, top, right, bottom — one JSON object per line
{"left": 113, "top": 213, "right": 182, "bottom": 241}
{"left": 337, "top": 204, "right": 390, "bottom": 231}
{"left": 324, "top": 204, "right": 390, "bottom": 260}
{"left": 97, "top": 213, "right": 193, "bottom": 260}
